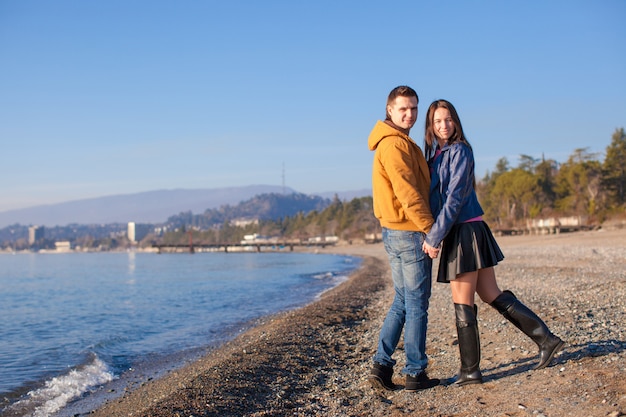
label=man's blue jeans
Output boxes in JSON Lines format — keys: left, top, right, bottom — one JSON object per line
{"left": 373, "top": 227, "right": 433, "bottom": 376}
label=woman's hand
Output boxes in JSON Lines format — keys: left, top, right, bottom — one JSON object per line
{"left": 422, "top": 241, "right": 440, "bottom": 259}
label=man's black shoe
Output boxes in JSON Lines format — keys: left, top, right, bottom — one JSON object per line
{"left": 405, "top": 371, "right": 440, "bottom": 391}
{"left": 368, "top": 363, "right": 398, "bottom": 391}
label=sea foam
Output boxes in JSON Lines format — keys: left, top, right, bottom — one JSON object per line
{"left": 6, "top": 356, "right": 114, "bottom": 417}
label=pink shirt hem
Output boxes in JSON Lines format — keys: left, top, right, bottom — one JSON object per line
{"left": 464, "top": 216, "right": 483, "bottom": 223}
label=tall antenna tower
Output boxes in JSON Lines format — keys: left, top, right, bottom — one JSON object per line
{"left": 282, "top": 162, "right": 285, "bottom": 194}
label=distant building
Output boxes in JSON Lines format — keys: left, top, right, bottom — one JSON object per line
{"left": 307, "top": 235, "right": 339, "bottom": 244}
{"left": 55, "top": 241, "right": 71, "bottom": 252}
{"left": 128, "top": 222, "right": 151, "bottom": 243}
{"left": 128, "top": 222, "right": 136, "bottom": 243}
{"left": 231, "top": 218, "right": 259, "bottom": 227}
{"left": 28, "top": 225, "right": 44, "bottom": 245}
{"left": 240, "top": 233, "right": 278, "bottom": 244}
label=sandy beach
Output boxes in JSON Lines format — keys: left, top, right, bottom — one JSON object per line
{"left": 88, "top": 229, "right": 626, "bottom": 417}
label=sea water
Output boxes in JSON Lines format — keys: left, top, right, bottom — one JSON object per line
{"left": 0, "top": 250, "right": 360, "bottom": 417}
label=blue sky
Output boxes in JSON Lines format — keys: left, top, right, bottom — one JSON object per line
{"left": 1, "top": 1, "right": 624, "bottom": 212}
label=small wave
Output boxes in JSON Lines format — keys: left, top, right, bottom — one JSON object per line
{"left": 312, "top": 271, "right": 335, "bottom": 280}
{"left": 5, "top": 356, "right": 114, "bottom": 417}
{"left": 314, "top": 274, "right": 349, "bottom": 299}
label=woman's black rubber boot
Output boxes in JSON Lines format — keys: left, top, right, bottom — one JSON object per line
{"left": 452, "top": 303, "right": 483, "bottom": 386}
{"left": 490, "top": 290, "right": 565, "bottom": 369}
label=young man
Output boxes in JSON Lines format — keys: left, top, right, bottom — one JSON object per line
{"left": 367, "top": 86, "right": 439, "bottom": 391}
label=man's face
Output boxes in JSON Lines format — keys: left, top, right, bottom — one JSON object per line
{"left": 387, "top": 96, "right": 418, "bottom": 131}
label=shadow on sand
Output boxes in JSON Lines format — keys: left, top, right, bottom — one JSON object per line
{"left": 478, "top": 339, "right": 625, "bottom": 382}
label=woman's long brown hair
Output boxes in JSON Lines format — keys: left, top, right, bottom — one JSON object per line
{"left": 424, "top": 99, "right": 471, "bottom": 162}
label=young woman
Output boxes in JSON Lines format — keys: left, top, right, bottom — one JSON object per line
{"left": 421, "top": 99, "right": 564, "bottom": 386}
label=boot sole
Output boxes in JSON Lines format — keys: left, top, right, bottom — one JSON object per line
{"left": 455, "top": 378, "right": 483, "bottom": 386}
{"left": 535, "top": 340, "right": 565, "bottom": 370}
{"left": 442, "top": 375, "right": 483, "bottom": 386}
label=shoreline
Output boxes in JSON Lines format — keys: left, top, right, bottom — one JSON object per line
{"left": 87, "top": 248, "right": 390, "bottom": 417}
{"left": 88, "top": 229, "right": 625, "bottom": 416}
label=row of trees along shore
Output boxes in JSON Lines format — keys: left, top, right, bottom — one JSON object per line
{"left": 477, "top": 127, "right": 625, "bottom": 229}
{"left": 160, "top": 128, "right": 625, "bottom": 246}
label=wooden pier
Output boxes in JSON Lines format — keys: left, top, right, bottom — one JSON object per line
{"left": 152, "top": 241, "right": 336, "bottom": 254}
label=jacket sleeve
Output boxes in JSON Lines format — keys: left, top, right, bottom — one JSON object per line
{"left": 425, "top": 144, "right": 475, "bottom": 247}
{"left": 380, "top": 138, "right": 434, "bottom": 231}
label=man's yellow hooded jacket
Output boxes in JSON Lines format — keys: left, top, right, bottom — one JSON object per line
{"left": 368, "top": 120, "right": 433, "bottom": 233}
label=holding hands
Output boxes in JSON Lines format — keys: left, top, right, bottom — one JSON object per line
{"left": 422, "top": 241, "right": 440, "bottom": 259}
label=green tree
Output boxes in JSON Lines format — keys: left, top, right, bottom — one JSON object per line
{"left": 518, "top": 154, "right": 539, "bottom": 173}
{"left": 534, "top": 157, "right": 558, "bottom": 211}
{"left": 554, "top": 148, "right": 603, "bottom": 215}
{"left": 477, "top": 157, "right": 510, "bottom": 224}
{"left": 490, "top": 168, "right": 541, "bottom": 225}
{"left": 602, "top": 127, "right": 626, "bottom": 208}
{"left": 337, "top": 197, "right": 377, "bottom": 239}
{"left": 516, "top": 154, "right": 557, "bottom": 217}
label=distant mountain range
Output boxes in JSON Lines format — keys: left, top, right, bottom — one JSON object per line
{"left": 0, "top": 185, "right": 371, "bottom": 228}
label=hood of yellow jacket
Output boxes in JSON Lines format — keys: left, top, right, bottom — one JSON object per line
{"left": 368, "top": 120, "right": 413, "bottom": 151}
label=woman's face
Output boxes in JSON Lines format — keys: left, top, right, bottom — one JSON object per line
{"left": 433, "top": 107, "right": 455, "bottom": 141}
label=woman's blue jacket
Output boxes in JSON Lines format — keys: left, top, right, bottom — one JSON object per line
{"left": 425, "top": 142, "right": 484, "bottom": 248}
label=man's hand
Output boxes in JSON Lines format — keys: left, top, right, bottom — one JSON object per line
{"left": 422, "top": 241, "right": 440, "bottom": 259}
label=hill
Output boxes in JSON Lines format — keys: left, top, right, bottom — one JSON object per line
{"left": 165, "top": 192, "right": 332, "bottom": 229}
{"left": 0, "top": 186, "right": 371, "bottom": 227}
